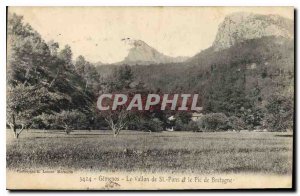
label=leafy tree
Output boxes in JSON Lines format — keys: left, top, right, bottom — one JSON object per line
{"left": 103, "top": 106, "right": 135, "bottom": 137}
{"left": 7, "top": 13, "right": 51, "bottom": 87}
{"left": 6, "top": 84, "right": 64, "bottom": 138}
{"left": 58, "top": 45, "right": 73, "bottom": 67}
{"left": 39, "top": 110, "right": 87, "bottom": 134}
{"left": 100, "top": 65, "right": 147, "bottom": 136}
{"left": 7, "top": 13, "right": 63, "bottom": 138}
{"left": 75, "top": 55, "right": 86, "bottom": 74}
{"left": 47, "top": 40, "right": 59, "bottom": 56}
{"left": 265, "top": 93, "right": 293, "bottom": 131}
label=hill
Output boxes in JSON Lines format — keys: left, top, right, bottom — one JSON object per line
{"left": 115, "top": 39, "right": 188, "bottom": 65}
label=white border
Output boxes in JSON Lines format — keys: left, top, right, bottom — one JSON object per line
{"left": 0, "top": 0, "right": 298, "bottom": 6}
{"left": 0, "top": 1, "right": 298, "bottom": 195}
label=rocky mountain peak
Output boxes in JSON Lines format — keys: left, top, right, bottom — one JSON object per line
{"left": 212, "top": 12, "right": 294, "bottom": 51}
{"left": 119, "top": 39, "right": 188, "bottom": 65}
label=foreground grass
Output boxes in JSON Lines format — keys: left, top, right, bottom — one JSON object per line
{"left": 6, "top": 130, "right": 293, "bottom": 174}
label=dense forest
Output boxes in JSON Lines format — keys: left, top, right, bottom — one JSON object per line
{"left": 7, "top": 13, "right": 102, "bottom": 137}
{"left": 97, "top": 35, "right": 294, "bottom": 131}
{"left": 7, "top": 13, "right": 294, "bottom": 138}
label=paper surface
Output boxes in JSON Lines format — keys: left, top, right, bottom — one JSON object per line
{"left": 6, "top": 6, "right": 294, "bottom": 190}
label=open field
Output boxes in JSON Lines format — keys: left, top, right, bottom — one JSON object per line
{"left": 6, "top": 130, "right": 293, "bottom": 174}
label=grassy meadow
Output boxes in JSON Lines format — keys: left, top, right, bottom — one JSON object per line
{"left": 6, "top": 130, "right": 293, "bottom": 174}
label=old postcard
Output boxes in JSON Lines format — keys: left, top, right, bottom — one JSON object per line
{"left": 6, "top": 6, "right": 294, "bottom": 190}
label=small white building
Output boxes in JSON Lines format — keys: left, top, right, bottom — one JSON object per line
{"left": 168, "top": 116, "right": 176, "bottom": 121}
{"left": 191, "top": 112, "right": 204, "bottom": 121}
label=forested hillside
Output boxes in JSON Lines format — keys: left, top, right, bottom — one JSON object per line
{"left": 97, "top": 36, "right": 294, "bottom": 131}
{"left": 7, "top": 13, "right": 102, "bottom": 137}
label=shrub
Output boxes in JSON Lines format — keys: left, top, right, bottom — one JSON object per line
{"left": 265, "top": 93, "right": 293, "bottom": 131}
{"left": 240, "top": 107, "right": 264, "bottom": 129}
{"left": 200, "top": 113, "right": 229, "bottom": 131}
{"left": 228, "top": 116, "right": 246, "bottom": 131}
{"left": 36, "top": 110, "right": 87, "bottom": 133}
{"left": 148, "top": 118, "right": 164, "bottom": 132}
{"left": 186, "top": 121, "right": 199, "bottom": 132}
{"left": 174, "top": 119, "right": 185, "bottom": 131}
{"left": 134, "top": 117, "right": 164, "bottom": 132}
{"left": 174, "top": 117, "right": 199, "bottom": 131}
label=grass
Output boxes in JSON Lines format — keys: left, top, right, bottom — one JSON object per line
{"left": 6, "top": 129, "right": 293, "bottom": 174}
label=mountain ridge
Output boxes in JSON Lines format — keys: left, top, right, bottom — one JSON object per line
{"left": 114, "top": 39, "right": 188, "bottom": 65}
{"left": 96, "top": 12, "right": 293, "bottom": 67}
{"left": 212, "top": 12, "right": 293, "bottom": 51}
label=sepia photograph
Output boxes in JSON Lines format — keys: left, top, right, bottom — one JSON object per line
{"left": 6, "top": 6, "right": 294, "bottom": 190}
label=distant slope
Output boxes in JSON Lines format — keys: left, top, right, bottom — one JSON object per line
{"left": 116, "top": 40, "right": 188, "bottom": 65}
{"left": 130, "top": 36, "right": 293, "bottom": 91}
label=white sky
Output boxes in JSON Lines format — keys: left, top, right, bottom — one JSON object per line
{"left": 9, "top": 7, "right": 293, "bottom": 64}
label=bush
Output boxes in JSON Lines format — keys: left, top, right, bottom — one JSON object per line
{"left": 186, "top": 121, "right": 199, "bottom": 132}
{"left": 240, "top": 107, "right": 264, "bottom": 129}
{"left": 148, "top": 118, "right": 164, "bottom": 132}
{"left": 36, "top": 110, "right": 87, "bottom": 133}
{"left": 200, "top": 113, "right": 229, "bottom": 131}
{"left": 134, "top": 117, "right": 164, "bottom": 132}
{"left": 174, "top": 118, "right": 199, "bottom": 131}
{"left": 174, "top": 119, "right": 185, "bottom": 131}
{"left": 228, "top": 116, "right": 246, "bottom": 131}
{"left": 265, "top": 93, "right": 293, "bottom": 131}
